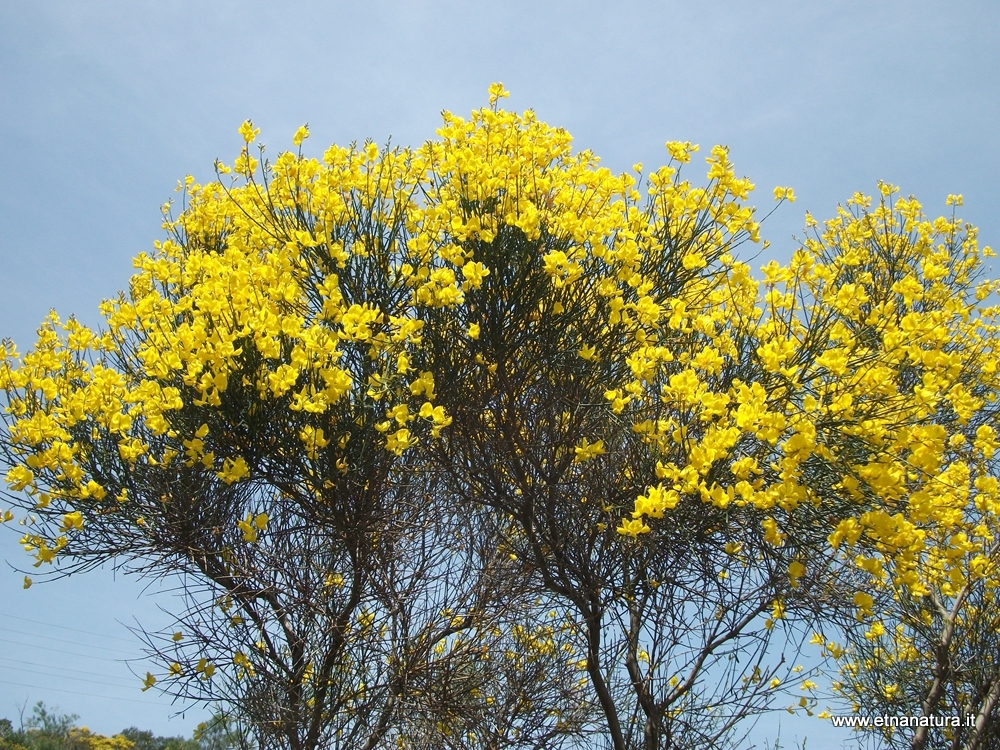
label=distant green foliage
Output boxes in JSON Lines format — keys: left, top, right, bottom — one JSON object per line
{"left": 118, "top": 729, "right": 197, "bottom": 750}
{"left": 3, "top": 704, "right": 79, "bottom": 750}
{"left": 0, "top": 705, "right": 233, "bottom": 750}
{"left": 1, "top": 718, "right": 29, "bottom": 750}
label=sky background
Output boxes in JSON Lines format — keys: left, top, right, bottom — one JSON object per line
{"left": 1, "top": 1, "right": 998, "bottom": 746}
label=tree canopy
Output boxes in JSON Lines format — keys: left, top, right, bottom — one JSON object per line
{"left": 3, "top": 84, "right": 999, "bottom": 750}
{"left": 0, "top": 703, "right": 213, "bottom": 750}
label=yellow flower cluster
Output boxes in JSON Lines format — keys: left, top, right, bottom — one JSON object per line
{"left": 1, "top": 84, "right": 764, "bottom": 565}
{"left": 604, "top": 177, "right": 1000, "bottom": 628}
{"left": 3, "top": 88, "right": 1000, "bottom": 702}
{"left": 0, "top": 119, "right": 469, "bottom": 564}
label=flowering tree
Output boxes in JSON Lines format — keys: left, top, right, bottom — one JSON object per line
{"left": 796, "top": 192, "right": 1000, "bottom": 750}
{"left": 3, "top": 84, "right": 999, "bottom": 749}
{"left": 0, "top": 104, "right": 592, "bottom": 750}
{"left": 404, "top": 95, "right": 837, "bottom": 749}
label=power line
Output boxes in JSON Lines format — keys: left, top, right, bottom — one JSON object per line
{"left": 0, "top": 663, "right": 141, "bottom": 691}
{"left": 0, "top": 637, "right": 143, "bottom": 664}
{"left": 0, "top": 656, "right": 137, "bottom": 685}
{"left": 0, "top": 612, "right": 138, "bottom": 645}
{"left": 0, "top": 626, "right": 136, "bottom": 656}
{"left": 0, "top": 678, "right": 169, "bottom": 707}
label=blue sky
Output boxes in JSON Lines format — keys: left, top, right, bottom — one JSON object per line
{"left": 1, "top": 1, "right": 998, "bottom": 745}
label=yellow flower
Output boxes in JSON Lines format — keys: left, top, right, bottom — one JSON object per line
{"left": 487, "top": 82, "right": 510, "bottom": 106}
{"left": 762, "top": 517, "right": 784, "bottom": 547}
{"left": 573, "top": 438, "right": 605, "bottom": 463}
{"left": 237, "top": 513, "right": 264, "bottom": 543}
{"left": 616, "top": 517, "right": 650, "bottom": 537}
{"left": 238, "top": 120, "right": 259, "bottom": 144}
{"left": 386, "top": 428, "right": 416, "bottom": 455}
{"left": 665, "top": 140, "right": 698, "bottom": 163}
{"left": 788, "top": 561, "right": 806, "bottom": 588}
{"left": 773, "top": 186, "right": 796, "bottom": 203}
{"left": 217, "top": 456, "right": 250, "bottom": 484}
{"left": 461, "top": 261, "right": 490, "bottom": 290}
{"left": 852, "top": 591, "right": 875, "bottom": 619}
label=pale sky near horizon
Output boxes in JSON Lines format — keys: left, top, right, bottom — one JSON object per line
{"left": 1, "top": 1, "right": 998, "bottom": 746}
